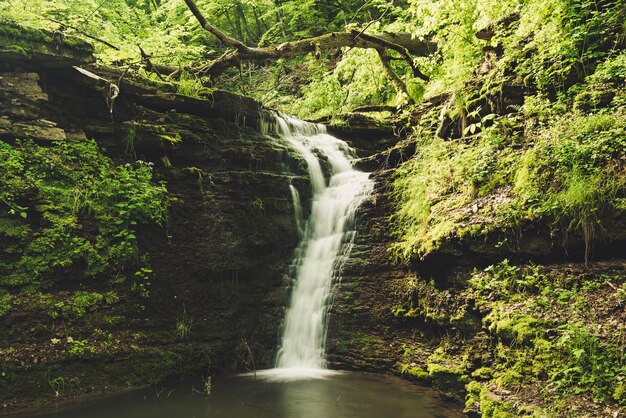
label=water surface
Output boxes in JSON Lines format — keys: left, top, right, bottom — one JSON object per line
{"left": 32, "top": 371, "right": 461, "bottom": 418}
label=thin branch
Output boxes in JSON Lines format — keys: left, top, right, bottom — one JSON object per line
{"left": 138, "top": 44, "right": 166, "bottom": 81}
{"left": 353, "top": 5, "right": 391, "bottom": 40}
{"left": 350, "top": 29, "right": 429, "bottom": 81}
{"left": 79, "top": 0, "right": 109, "bottom": 29}
{"left": 347, "top": 0, "right": 374, "bottom": 26}
{"left": 45, "top": 17, "right": 120, "bottom": 50}
{"left": 183, "top": 0, "right": 248, "bottom": 51}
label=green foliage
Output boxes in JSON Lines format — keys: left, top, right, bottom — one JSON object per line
{"left": 68, "top": 339, "right": 95, "bottom": 357}
{"left": 550, "top": 324, "right": 625, "bottom": 400}
{"left": 284, "top": 49, "right": 398, "bottom": 119}
{"left": 124, "top": 127, "right": 137, "bottom": 160}
{"left": 466, "top": 380, "right": 525, "bottom": 418}
{"left": 175, "top": 304, "right": 193, "bottom": 341}
{"left": 403, "top": 0, "right": 486, "bottom": 97}
{"left": 176, "top": 72, "right": 212, "bottom": 99}
{"left": 0, "top": 0, "right": 210, "bottom": 65}
{"left": 391, "top": 275, "right": 470, "bottom": 327}
{"left": 588, "top": 51, "right": 626, "bottom": 85}
{"left": 132, "top": 267, "right": 152, "bottom": 299}
{"left": 485, "top": 310, "right": 542, "bottom": 345}
{"left": 511, "top": 0, "right": 626, "bottom": 92}
{"left": 390, "top": 122, "right": 518, "bottom": 258}
{"left": 510, "top": 110, "right": 626, "bottom": 262}
{"left": 0, "top": 290, "right": 10, "bottom": 317}
{"left": 283, "top": 63, "right": 343, "bottom": 118}
{"left": 470, "top": 260, "right": 545, "bottom": 302}
{"left": 49, "top": 291, "right": 110, "bottom": 319}
{"left": 391, "top": 98, "right": 626, "bottom": 260}
{"left": 401, "top": 364, "right": 430, "bottom": 381}
{"left": 0, "top": 139, "right": 168, "bottom": 291}
{"left": 470, "top": 261, "right": 626, "bottom": 408}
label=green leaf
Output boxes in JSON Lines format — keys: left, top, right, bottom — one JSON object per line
{"left": 572, "top": 348, "right": 585, "bottom": 359}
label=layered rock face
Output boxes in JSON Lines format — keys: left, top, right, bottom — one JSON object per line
{"left": 326, "top": 17, "right": 626, "bottom": 416}
{"left": 0, "top": 28, "right": 307, "bottom": 409}
{"left": 328, "top": 141, "right": 625, "bottom": 417}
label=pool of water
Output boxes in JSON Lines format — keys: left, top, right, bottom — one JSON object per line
{"left": 29, "top": 370, "right": 462, "bottom": 418}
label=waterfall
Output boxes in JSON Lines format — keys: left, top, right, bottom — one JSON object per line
{"left": 270, "top": 114, "right": 373, "bottom": 375}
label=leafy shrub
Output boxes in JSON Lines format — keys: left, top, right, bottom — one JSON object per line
{"left": 391, "top": 105, "right": 625, "bottom": 260}
{"left": 0, "top": 139, "right": 168, "bottom": 290}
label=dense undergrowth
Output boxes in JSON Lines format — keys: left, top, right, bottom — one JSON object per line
{"left": 386, "top": 1, "right": 626, "bottom": 415}
{"left": 392, "top": 260, "right": 626, "bottom": 415}
{"left": 0, "top": 139, "right": 168, "bottom": 316}
{"left": 471, "top": 261, "right": 626, "bottom": 412}
{"left": 391, "top": 92, "right": 626, "bottom": 260}
{"left": 391, "top": 1, "right": 626, "bottom": 262}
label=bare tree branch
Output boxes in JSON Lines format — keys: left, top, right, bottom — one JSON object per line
{"left": 377, "top": 50, "right": 413, "bottom": 104}
{"left": 181, "top": 0, "right": 436, "bottom": 97}
{"left": 45, "top": 17, "right": 120, "bottom": 50}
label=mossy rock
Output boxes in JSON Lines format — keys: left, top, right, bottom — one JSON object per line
{"left": 427, "top": 363, "right": 468, "bottom": 403}
{"left": 573, "top": 88, "right": 615, "bottom": 113}
{"left": 465, "top": 381, "right": 529, "bottom": 418}
{"left": 0, "top": 20, "right": 94, "bottom": 66}
{"left": 471, "top": 366, "right": 494, "bottom": 380}
{"left": 485, "top": 311, "right": 542, "bottom": 345}
{"left": 613, "top": 382, "right": 626, "bottom": 406}
{"left": 400, "top": 364, "right": 431, "bottom": 382}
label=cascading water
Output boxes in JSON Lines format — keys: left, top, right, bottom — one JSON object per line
{"left": 267, "top": 113, "right": 373, "bottom": 375}
{"left": 30, "top": 112, "right": 462, "bottom": 418}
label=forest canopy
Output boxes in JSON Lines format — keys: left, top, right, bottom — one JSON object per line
{"left": 0, "top": 0, "right": 489, "bottom": 116}
{"left": 1, "top": 0, "right": 624, "bottom": 116}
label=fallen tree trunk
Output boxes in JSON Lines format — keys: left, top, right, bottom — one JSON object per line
{"left": 182, "top": 0, "right": 436, "bottom": 101}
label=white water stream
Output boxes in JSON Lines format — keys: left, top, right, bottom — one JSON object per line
{"left": 267, "top": 114, "right": 373, "bottom": 377}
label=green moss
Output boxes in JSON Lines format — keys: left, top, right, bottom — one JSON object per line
{"left": 0, "top": 20, "right": 94, "bottom": 60}
{"left": 391, "top": 102, "right": 626, "bottom": 261}
{"left": 466, "top": 380, "right": 539, "bottom": 418}
{"left": 471, "top": 367, "right": 494, "bottom": 380}
{"left": 391, "top": 275, "right": 472, "bottom": 327}
{"left": 348, "top": 333, "right": 388, "bottom": 353}
{"left": 0, "top": 21, "right": 53, "bottom": 44}
{"left": 400, "top": 364, "right": 430, "bottom": 381}
{"left": 480, "top": 396, "right": 518, "bottom": 418}
{"left": 573, "top": 89, "right": 615, "bottom": 113}
{"left": 465, "top": 379, "right": 483, "bottom": 408}
{"left": 0, "top": 290, "right": 10, "bottom": 317}
{"left": 391, "top": 4, "right": 626, "bottom": 261}
{"left": 613, "top": 382, "right": 626, "bottom": 405}
{"left": 465, "top": 261, "right": 626, "bottom": 411}
{"left": 427, "top": 363, "right": 468, "bottom": 402}
{"left": 49, "top": 291, "right": 106, "bottom": 320}
{"left": 485, "top": 311, "right": 542, "bottom": 345}
{"left": 0, "top": 139, "right": 168, "bottom": 299}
